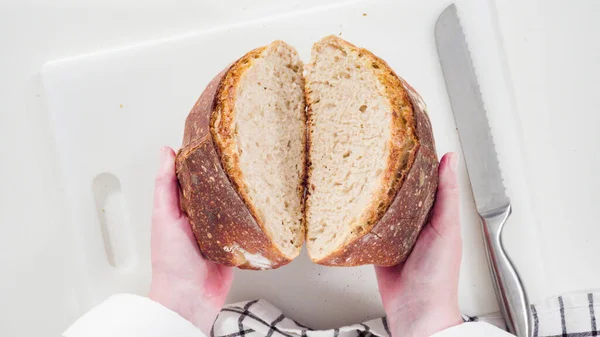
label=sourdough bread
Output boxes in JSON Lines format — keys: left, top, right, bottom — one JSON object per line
{"left": 304, "top": 36, "right": 438, "bottom": 266}
{"left": 176, "top": 41, "right": 306, "bottom": 269}
{"left": 176, "top": 36, "right": 438, "bottom": 269}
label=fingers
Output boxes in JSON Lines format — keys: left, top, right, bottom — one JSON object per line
{"left": 210, "top": 264, "right": 235, "bottom": 298}
{"left": 430, "top": 152, "right": 460, "bottom": 237}
{"left": 374, "top": 263, "right": 404, "bottom": 299}
{"left": 374, "top": 261, "right": 404, "bottom": 280}
{"left": 153, "top": 147, "right": 182, "bottom": 223}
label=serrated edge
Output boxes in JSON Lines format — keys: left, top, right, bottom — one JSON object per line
{"left": 435, "top": 4, "right": 509, "bottom": 212}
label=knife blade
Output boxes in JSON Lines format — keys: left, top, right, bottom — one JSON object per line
{"left": 435, "top": 4, "right": 532, "bottom": 337}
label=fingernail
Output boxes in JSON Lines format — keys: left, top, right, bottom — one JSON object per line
{"left": 449, "top": 152, "right": 458, "bottom": 171}
{"left": 159, "top": 146, "right": 169, "bottom": 164}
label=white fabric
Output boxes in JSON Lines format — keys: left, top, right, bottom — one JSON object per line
{"left": 431, "top": 322, "right": 513, "bottom": 337}
{"left": 63, "top": 295, "right": 507, "bottom": 337}
{"left": 530, "top": 291, "right": 600, "bottom": 336}
{"left": 212, "top": 299, "right": 508, "bottom": 337}
{"left": 64, "top": 291, "right": 600, "bottom": 337}
{"left": 213, "top": 299, "right": 391, "bottom": 336}
{"left": 63, "top": 294, "right": 204, "bottom": 337}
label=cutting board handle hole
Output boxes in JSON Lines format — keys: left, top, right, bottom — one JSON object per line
{"left": 92, "top": 172, "right": 136, "bottom": 270}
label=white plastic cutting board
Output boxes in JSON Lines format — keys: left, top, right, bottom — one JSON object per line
{"left": 42, "top": 0, "right": 546, "bottom": 329}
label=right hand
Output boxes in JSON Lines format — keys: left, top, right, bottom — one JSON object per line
{"left": 375, "top": 153, "right": 464, "bottom": 337}
{"left": 149, "top": 147, "right": 234, "bottom": 335}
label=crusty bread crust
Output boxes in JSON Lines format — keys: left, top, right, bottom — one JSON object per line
{"left": 306, "top": 36, "right": 438, "bottom": 266}
{"left": 176, "top": 46, "right": 300, "bottom": 270}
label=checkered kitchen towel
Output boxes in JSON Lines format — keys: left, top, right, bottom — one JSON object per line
{"left": 212, "top": 292, "right": 600, "bottom": 337}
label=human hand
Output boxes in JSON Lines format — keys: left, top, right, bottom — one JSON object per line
{"left": 149, "top": 147, "right": 234, "bottom": 335}
{"left": 376, "top": 153, "right": 463, "bottom": 337}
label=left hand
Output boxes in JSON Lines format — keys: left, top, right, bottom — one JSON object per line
{"left": 149, "top": 146, "right": 233, "bottom": 335}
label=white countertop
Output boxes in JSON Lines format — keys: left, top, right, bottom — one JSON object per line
{"left": 1, "top": 0, "right": 599, "bottom": 335}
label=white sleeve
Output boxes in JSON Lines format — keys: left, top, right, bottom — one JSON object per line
{"left": 63, "top": 294, "right": 205, "bottom": 337}
{"left": 431, "top": 322, "right": 515, "bottom": 337}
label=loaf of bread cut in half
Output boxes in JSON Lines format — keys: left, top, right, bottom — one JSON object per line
{"left": 176, "top": 41, "right": 306, "bottom": 269}
{"left": 176, "top": 36, "right": 438, "bottom": 269}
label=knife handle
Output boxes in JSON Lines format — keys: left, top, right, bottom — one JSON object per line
{"left": 481, "top": 205, "right": 532, "bottom": 337}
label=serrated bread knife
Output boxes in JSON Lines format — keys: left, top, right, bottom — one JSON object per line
{"left": 435, "top": 4, "right": 532, "bottom": 337}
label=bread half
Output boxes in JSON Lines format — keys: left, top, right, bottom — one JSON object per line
{"left": 304, "top": 36, "right": 438, "bottom": 266}
{"left": 176, "top": 41, "right": 306, "bottom": 269}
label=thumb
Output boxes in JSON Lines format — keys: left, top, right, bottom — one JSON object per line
{"left": 429, "top": 152, "right": 460, "bottom": 238}
{"left": 152, "top": 147, "right": 182, "bottom": 224}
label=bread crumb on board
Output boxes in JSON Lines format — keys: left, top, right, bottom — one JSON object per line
{"left": 362, "top": 13, "right": 367, "bottom": 16}
{"left": 119, "top": 104, "right": 123, "bottom": 108}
